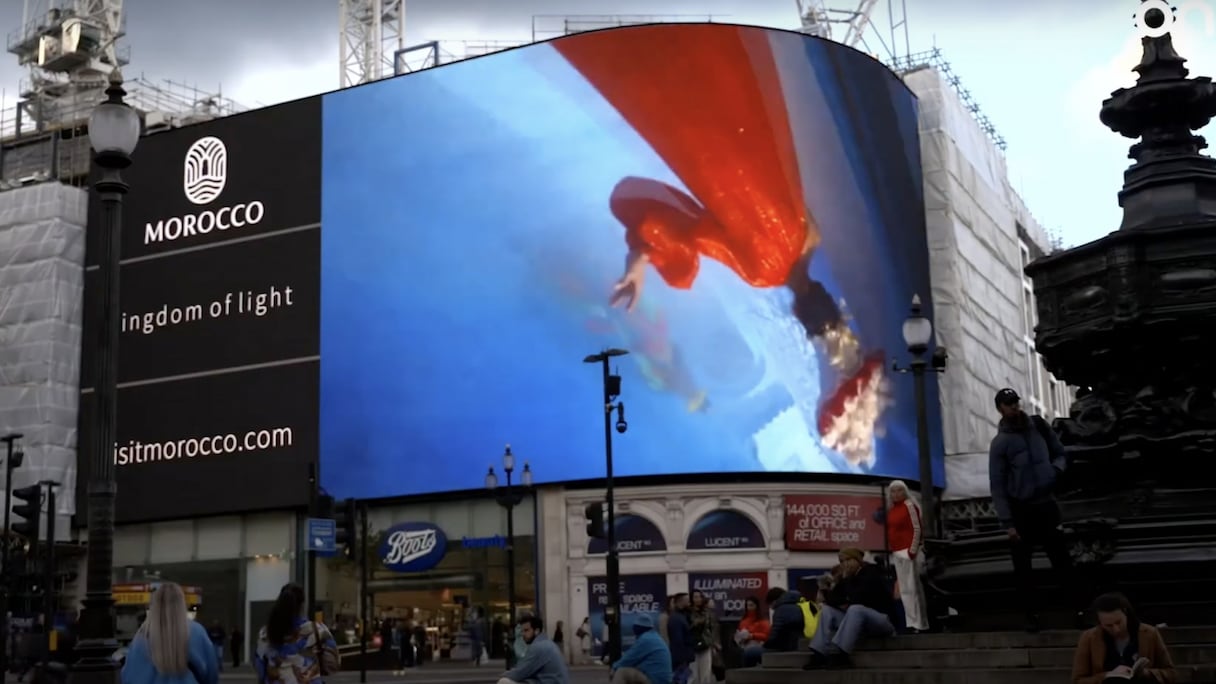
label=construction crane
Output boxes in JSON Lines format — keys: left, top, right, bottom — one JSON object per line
{"left": 796, "top": 0, "right": 909, "bottom": 63}
{"left": 339, "top": 0, "right": 405, "bottom": 88}
{"left": 6, "top": 0, "right": 127, "bottom": 131}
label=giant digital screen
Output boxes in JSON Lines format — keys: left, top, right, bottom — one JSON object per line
{"left": 319, "top": 24, "right": 941, "bottom": 500}
{"left": 78, "top": 23, "right": 941, "bottom": 522}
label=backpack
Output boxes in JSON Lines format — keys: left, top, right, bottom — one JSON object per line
{"left": 797, "top": 598, "right": 820, "bottom": 639}
{"left": 1031, "top": 415, "right": 1069, "bottom": 469}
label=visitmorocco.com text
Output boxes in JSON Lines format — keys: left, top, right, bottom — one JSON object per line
{"left": 114, "top": 427, "right": 293, "bottom": 466}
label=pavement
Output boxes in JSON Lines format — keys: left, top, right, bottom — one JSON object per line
{"left": 211, "top": 661, "right": 611, "bottom": 684}
{"left": 0, "top": 660, "right": 612, "bottom": 684}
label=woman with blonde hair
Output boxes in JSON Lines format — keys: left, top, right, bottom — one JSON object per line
{"left": 254, "top": 583, "right": 339, "bottom": 684}
{"left": 121, "top": 582, "right": 219, "bottom": 684}
{"left": 886, "top": 480, "right": 929, "bottom": 632}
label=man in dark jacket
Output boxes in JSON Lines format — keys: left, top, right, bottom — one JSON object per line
{"left": 989, "top": 387, "right": 1083, "bottom": 632}
{"left": 805, "top": 548, "right": 894, "bottom": 669}
{"left": 666, "top": 593, "right": 695, "bottom": 684}
{"left": 762, "top": 587, "right": 805, "bottom": 652}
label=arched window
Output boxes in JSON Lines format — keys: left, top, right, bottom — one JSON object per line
{"left": 588, "top": 513, "right": 667, "bottom": 554}
{"left": 686, "top": 509, "right": 765, "bottom": 550}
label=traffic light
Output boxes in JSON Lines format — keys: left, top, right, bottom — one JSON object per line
{"left": 334, "top": 498, "right": 357, "bottom": 558}
{"left": 315, "top": 494, "right": 334, "bottom": 519}
{"left": 585, "top": 502, "right": 606, "bottom": 539}
{"left": 10, "top": 484, "right": 42, "bottom": 543}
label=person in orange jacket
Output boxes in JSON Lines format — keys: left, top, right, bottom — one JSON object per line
{"left": 737, "top": 596, "right": 772, "bottom": 667}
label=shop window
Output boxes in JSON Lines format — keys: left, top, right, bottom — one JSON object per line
{"left": 319, "top": 530, "right": 538, "bottom": 663}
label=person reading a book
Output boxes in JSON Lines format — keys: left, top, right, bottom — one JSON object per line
{"left": 1071, "top": 593, "right": 1175, "bottom": 683}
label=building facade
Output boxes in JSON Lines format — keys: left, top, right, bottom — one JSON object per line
{"left": 538, "top": 481, "right": 889, "bottom": 656}
{"left": 109, "top": 511, "right": 298, "bottom": 660}
{"left": 315, "top": 494, "right": 538, "bottom": 660}
{"left": 903, "top": 64, "right": 1070, "bottom": 499}
{"left": 0, "top": 35, "right": 1077, "bottom": 662}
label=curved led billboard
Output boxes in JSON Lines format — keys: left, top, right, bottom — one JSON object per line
{"left": 78, "top": 23, "right": 939, "bottom": 522}
{"left": 319, "top": 24, "right": 938, "bottom": 500}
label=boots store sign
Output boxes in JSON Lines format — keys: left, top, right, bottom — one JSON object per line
{"left": 79, "top": 98, "right": 322, "bottom": 524}
{"left": 379, "top": 522, "right": 449, "bottom": 572}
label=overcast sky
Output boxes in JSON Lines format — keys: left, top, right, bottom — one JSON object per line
{"left": 3, "top": 0, "right": 1215, "bottom": 247}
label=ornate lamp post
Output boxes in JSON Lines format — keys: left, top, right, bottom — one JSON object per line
{"left": 893, "top": 295, "right": 947, "bottom": 538}
{"left": 485, "top": 445, "right": 532, "bottom": 668}
{"left": 75, "top": 69, "right": 140, "bottom": 684}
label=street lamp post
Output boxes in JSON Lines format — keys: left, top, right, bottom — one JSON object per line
{"left": 485, "top": 445, "right": 532, "bottom": 669}
{"left": 892, "top": 295, "right": 947, "bottom": 539}
{"left": 582, "top": 348, "right": 628, "bottom": 665}
{"left": 76, "top": 69, "right": 141, "bottom": 684}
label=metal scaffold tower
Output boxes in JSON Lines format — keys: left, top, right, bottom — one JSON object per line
{"left": 339, "top": 0, "right": 405, "bottom": 88}
{"left": 5, "top": 0, "right": 127, "bottom": 132}
{"left": 1, "top": 0, "right": 245, "bottom": 185}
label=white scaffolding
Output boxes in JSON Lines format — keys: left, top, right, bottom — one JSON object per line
{"left": 6, "top": 0, "right": 127, "bottom": 132}
{"left": 1, "top": 0, "right": 245, "bottom": 185}
{"left": 339, "top": 0, "right": 405, "bottom": 88}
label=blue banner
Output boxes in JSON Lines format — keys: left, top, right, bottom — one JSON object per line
{"left": 586, "top": 574, "right": 667, "bottom": 654}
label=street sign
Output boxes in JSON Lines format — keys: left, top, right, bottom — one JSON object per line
{"left": 307, "top": 517, "right": 337, "bottom": 556}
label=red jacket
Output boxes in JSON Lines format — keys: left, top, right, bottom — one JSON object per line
{"left": 887, "top": 499, "right": 923, "bottom": 555}
{"left": 737, "top": 612, "right": 770, "bottom": 642}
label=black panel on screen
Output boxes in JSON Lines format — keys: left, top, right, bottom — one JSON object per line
{"left": 80, "top": 228, "right": 319, "bottom": 387}
{"left": 77, "top": 361, "right": 318, "bottom": 523}
{"left": 85, "top": 97, "right": 322, "bottom": 266}
{"left": 78, "top": 96, "right": 323, "bottom": 524}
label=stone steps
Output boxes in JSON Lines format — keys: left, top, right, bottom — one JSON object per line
{"left": 763, "top": 643, "right": 1216, "bottom": 669}
{"left": 855, "top": 625, "right": 1216, "bottom": 650}
{"left": 793, "top": 626, "right": 1216, "bottom": 652}
{"left": 725, "top": 627, "right": 1216, "bottom": 684}
{"left": 727, "top": 665, "right": 1216, "bottom": 684}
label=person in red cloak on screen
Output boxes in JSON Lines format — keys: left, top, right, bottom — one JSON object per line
{"left": 553, "top": 25, "right": 886, "bottom": 466}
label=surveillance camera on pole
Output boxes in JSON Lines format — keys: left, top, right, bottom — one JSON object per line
{"left": 583, "top": 348, "right": 630, "bottom": 665}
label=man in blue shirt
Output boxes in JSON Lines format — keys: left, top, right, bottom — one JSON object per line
{"left": 610, "top": 615, "right": 672, "bottom": 684}
{"left": 497, "top": 616, "right": 569, "bottom": 684}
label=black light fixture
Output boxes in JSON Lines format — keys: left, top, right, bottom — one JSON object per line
{"left": 893, "top": 294, "right": 948, "bottom": 538}
{"left": 582, "top": 348, "right": 628, "bottom": 665}
{"left": 75, "top": 68, "right": 141, "bottom": 684}
{"left": 485, "top": 444, "right": 532, "bottom": 668}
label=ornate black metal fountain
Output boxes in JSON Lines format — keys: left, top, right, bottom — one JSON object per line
{"left": 925, "top": 9, "right": 1216, "bottom": 628}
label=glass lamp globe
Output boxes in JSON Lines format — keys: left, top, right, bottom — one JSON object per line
{"left": 521, "top": 463, "right": 533, "bottom": 487}
{"left": 88, "top": 71, "right": 141, "bottom": 162}
{"left": 502, "top": 444, "right": 515, "bottom": 473}
{"left": 902, "top": 294, "right": 933, "bottom": 352}
{"left": 484, "top": 467, "right": 498, "bottom": 490}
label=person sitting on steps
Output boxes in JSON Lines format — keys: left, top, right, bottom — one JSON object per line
{"left": 804, "top": 548, "right": 895, "bottom": 670}
{"left": 1071, "top": 593, "right": 1176, "bottom": 684}
{"left": 742, "top": 587, "right": 804, "bottom": 668}
{"left": 609, "top": 615, "right": 671, "bottom": 684}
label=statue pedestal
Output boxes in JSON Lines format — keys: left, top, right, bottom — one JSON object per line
{"left": 928, "top": 489, "right": 1216, "bottom": 629}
